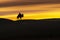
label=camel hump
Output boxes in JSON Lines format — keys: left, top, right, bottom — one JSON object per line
{"left": 17, "top": 12, "right": 24, "bottom": 19}
{"left": 19, "top": 13, "right": 23, "bottom": 17}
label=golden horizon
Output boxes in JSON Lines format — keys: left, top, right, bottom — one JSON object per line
{"left": 0, "top": 4, "right": 60, "bottom": 21}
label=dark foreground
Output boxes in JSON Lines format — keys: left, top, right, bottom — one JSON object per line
{"left": 0, "top": 18, "right": 60, "bottom": 40}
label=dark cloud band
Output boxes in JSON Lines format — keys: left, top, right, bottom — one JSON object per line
{"left": 0, "top": 0, "right": 60, "bottom": 7}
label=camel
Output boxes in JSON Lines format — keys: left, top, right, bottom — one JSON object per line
{"left": 17, "top": 12, "right": 24, "bottom": 20}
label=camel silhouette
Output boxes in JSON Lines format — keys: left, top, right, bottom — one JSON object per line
{"left": 17, "top": 12, "right": 24, "bottom": 19}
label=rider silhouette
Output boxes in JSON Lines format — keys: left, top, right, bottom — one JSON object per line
{"left": 17, "top": 12, "right": 24, "bottom": 19}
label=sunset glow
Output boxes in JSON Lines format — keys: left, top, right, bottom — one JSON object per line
{"left": 0, "top": 0, "right": 60, "bottom": 21}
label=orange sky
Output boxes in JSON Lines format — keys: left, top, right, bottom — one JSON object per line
{"left": 0, "top": 0, "right": 60, "bottom": 21}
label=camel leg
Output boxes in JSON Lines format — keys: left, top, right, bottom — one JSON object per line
{"left": 20, "top": 18, "right": 22, "bottom": 20}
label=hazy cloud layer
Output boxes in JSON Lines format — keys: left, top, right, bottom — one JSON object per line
{"left": 0, "top": 10, "right": 49, "bottom": 15}
{"left": 0, "top": 0, "right": 60, "bottom": 15}
{"left": 0, "top": 0, "right": 60, "bottom": 7}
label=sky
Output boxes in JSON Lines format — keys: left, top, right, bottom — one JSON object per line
{"left": 0, "top": 0, "right": 60, "bottom": 20}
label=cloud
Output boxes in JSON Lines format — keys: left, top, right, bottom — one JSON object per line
{"left": 0, "top": 10, "right": 49, "bottom": 15}
{"left": 0, "top": 0, "right": 60, "bottom": 7}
